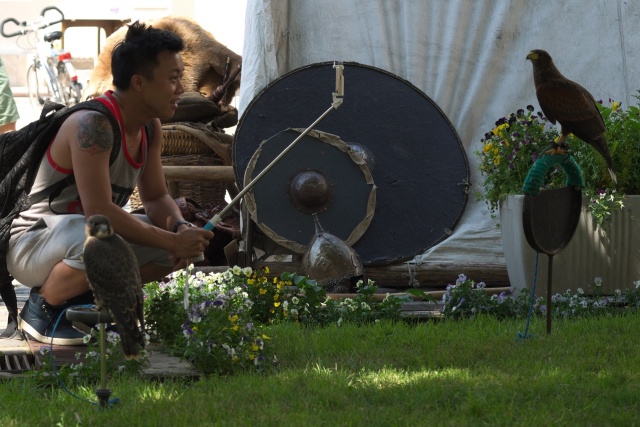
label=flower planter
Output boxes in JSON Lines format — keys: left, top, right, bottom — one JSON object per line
{"left": 500, "top": 195, "right": 640, "bottom": 296}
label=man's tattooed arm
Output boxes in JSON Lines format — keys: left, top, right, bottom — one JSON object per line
{"left": 75, "top": 112, "right": 113, "bottom": 154}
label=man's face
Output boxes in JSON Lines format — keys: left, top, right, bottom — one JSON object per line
{"left": 141, "top": 51, "right": 185, "bottom": 119}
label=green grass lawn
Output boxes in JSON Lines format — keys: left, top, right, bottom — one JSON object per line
{"left": 1, "top": 313, "right": 639, "bottom": 426}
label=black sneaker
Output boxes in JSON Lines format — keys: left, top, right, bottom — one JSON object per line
{"left": 18, "top": 288, "right": 88, "bottom": 346}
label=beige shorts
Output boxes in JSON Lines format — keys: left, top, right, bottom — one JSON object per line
{"left": 7, "top": 214, "right": 173, "bottom": 287}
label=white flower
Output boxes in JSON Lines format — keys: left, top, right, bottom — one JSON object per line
{"left": 594, "top": 277, "right": 603, "bottom": 287}
{"left": 82, "top": 334, "right": 92, "bottom": 344}
{"left": 232, "top": 266, "right": 242, "bottom": 275}
{"left": 291, "top": 296, "right": 299, "bottom": 305}
{"left": 577, "top": 287, "right": 584, "bottom": 295}
{"left": 242, "top": 266, "right": 253, "bottom": 277}
{"left": 290, "top": 308, "right": 299, "bottom": 317}
{"left": 106, "top": 331, "right": 120, "bottom": 344}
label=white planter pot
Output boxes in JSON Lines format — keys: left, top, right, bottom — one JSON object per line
{"left": 500, "top": 195, "right": 640, "bottom": 296}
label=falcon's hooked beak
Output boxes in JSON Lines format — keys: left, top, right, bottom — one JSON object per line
{"left": 526, "top": 51, "right": 539, "bottom": 61}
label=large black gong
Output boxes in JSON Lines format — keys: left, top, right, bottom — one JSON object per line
{"left": 234, "top": 61, "right": 469, "bottom": 266}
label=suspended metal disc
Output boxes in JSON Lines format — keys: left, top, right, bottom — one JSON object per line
{"left": 235, "top": 61, "right": 469, "bottom": 266}
{"left": 244, "top": 128, "right": 376, "bottom": 254}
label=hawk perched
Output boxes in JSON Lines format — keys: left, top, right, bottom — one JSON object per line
{"left": 526, "top": 49, "right": 616, "bottom": 182}
{"left": 83, "top": 214, "right": 145, "bottom": 360}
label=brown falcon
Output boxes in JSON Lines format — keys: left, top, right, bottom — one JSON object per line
{"left": 526, "top": 49, "right": 616, "bottom": 182}
{"left": 83, "top": 214, "right": 145, "bottom": 360}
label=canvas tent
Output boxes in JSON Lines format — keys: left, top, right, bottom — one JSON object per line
{"left": 237, "top": 0, "right": 640, "bottom": 284}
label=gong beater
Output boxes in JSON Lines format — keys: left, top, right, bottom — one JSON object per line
{"left": 234, "top": 61, "right": 470, "bottom": 266}
{"left": 521, "top": 154, "right": 584, "bottom": 334}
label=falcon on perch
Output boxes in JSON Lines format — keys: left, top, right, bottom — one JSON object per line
{"left": 83, "top": 214, "right": 145, "bottom": 360}
{"left": 526, "top": 49, "right": 616, "bottom": 182}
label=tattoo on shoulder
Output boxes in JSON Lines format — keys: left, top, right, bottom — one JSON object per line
{"left": 76, "top": 112, "right": 113, "bottom": 153}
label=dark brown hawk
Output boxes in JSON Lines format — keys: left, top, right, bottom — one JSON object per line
{"left": 83, "top": 214, "right": 145, "bottom": 360}
{"left": 526, "top": 49, "right": 616, "bottom": 182}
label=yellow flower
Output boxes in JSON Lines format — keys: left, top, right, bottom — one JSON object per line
{"left": 612, "top": 101, "right": 620, "bottom": 111}
{"left": 483, "top": 142, "right": 494, "bottom": 153}
{"left": 493, "top": 156, "right": 501, "bottom": 165}
{"left": 247, "top": 278, "right": 255, "bottom": 285}
{"left": 262, "top": 334, "right": 271, "bottom": 340}
{"left": 264, "top": 266, "right": 270, "bottom": 273}
{"left": 274, "top": 302, "right": 281, "bottom": 307}
{"left": 492, "top": 123, "right": 509, "bottom": 138}
{"left": 228, "top": 314, "right": 239, "bottom": 323}
{"left": 232, "top": 325, "right": 239, "bottom": 331}
{"left": 259, "top": 288, "right": 267, "bottom": 295}
{"left": 251, "top": 344, "right": 259, "bottom": 352}
{"left": 492, "top": 148, "right": 499, "bottom": 155}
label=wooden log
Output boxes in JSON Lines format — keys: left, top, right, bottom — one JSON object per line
{"left": 162, "top": 165, "right": 235, "bottom": 182}
{"left": 326, "top": 287, "right": 511, "bottom": 301}
{"left": 250, "top": 261, "right": 509, "bottom": 288}
{"left": 196, "top": 261, "right": 510, "bottom": 289}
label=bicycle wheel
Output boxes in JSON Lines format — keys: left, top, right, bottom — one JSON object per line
{"left": 26, "top": 62, "right": 57, "bottom": 113}
{"left": 57, "top": 61, "right": 81, "bottom": 106}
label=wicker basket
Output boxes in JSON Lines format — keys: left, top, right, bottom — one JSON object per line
{"left": 128, "top": 124, "right": 231, "bottom": 210}
{"left": 161, "top": 123, "right": 215, "bottom": 155}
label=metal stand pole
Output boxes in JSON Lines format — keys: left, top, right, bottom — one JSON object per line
{"left": 546, "top": 255, "right": 553, "bottom": 335}
{"left": 95, "top": 322, "right": 111, "bottom": 408}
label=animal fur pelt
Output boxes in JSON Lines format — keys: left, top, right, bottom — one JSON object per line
{"left": 84, "top": 16, "right": 241, "bottom": 104}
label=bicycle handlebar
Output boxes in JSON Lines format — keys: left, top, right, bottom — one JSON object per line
{"left": 1, "top": 6, "right": 65, "bottom": 38}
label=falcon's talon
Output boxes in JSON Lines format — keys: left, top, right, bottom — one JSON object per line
{"left": 545, "top": 145, "right": 566, "bottom": 155}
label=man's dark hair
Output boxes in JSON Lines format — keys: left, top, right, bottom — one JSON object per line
{"left": 111, "top": 21, "right": 184, "bottom": 90}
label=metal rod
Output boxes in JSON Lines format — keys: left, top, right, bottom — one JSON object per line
{"left": 100, "top": 322, "right": 106, "bottom": 389}
{"left": 546, "top": 255, "right": 553, "bottom": 335}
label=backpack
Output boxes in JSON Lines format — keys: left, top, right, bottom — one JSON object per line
{"left": 0, "top": 99, "right": 125, "bottom": 338}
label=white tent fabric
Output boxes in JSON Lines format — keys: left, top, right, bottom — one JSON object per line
{"left": 238, "top": 0, "right": 640, "bottom": 271}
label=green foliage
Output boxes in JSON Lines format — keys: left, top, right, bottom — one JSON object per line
{"left": 441, "top": 274, "right": 640, "bottom": 321}
{"left": 441, "top": 274, "right": 532, "bottom": 319}
{"left": 145, "top": 266, "right": 276, "bottom": 375}
{"left": 27, "top": 328, "right": 149, "bottom": 388}
{"left": 475, "top": 96, "right": 640, "bottom": 222}
{"left": 143, "top": 266, "right": 407, "bottom": 375}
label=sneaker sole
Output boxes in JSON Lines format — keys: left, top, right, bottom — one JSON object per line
{"left": 18, "top": 316, "right": 87, "bottom": 346}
